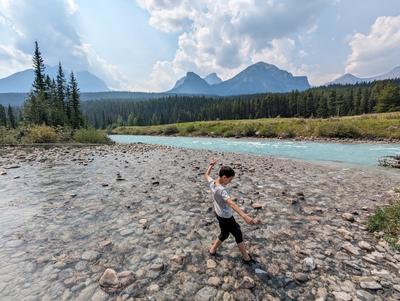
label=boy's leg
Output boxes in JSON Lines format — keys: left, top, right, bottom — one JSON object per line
{"left": 229, "top": 217, "right": 251, "bottom": 261}
{"left": 237, "top": 242, "right": 251, "bottom": 261}
{"left": 210, "top": 215, "right": 230, "bottom": 254}
{"left": 209, "top": 239, "right": 223, "bottom": 254}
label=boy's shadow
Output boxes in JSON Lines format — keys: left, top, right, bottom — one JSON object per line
{"left": 244, "top": 261, "right": 296, "bottom": 301}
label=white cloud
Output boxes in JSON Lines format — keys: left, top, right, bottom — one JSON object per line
{"left": 138, "top": 0, "right": 332, "bottom": 91}
{"left": 0, "top": 44, "right": 31, "bottom": 77}
{"left": 0, "top": 0, "right": 129, "bottom": 90}
{"left": 65, "top": 0, "right": 79, "bottom": 15}
{"left": 346, "top": 15, "right": 400, "bottom": 76}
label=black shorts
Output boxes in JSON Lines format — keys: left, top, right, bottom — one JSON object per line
{"left": 216, "top": 214, "right": 243, "bottom": 244}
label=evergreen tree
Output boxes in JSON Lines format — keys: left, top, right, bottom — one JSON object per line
{"left": 32, "top": 41, "right": 46, "bottom": 93}
{"left": 375, "top": 83, "right": 400, "bottom": 112}
{"left": 56, "top": 62, "right": 66, "bottom": 124}
{"left": 7, "top": 105, "right": 16, "bottom": 129}
{"left": 67, "top": 72, "right": 83, "bottom": 128}
{"left": 0, "top": 104, "right": 7, "bottom": 127}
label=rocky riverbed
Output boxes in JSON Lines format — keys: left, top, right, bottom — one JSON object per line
{"left": 0, "top": 144, "right": 400, "bottom": 301}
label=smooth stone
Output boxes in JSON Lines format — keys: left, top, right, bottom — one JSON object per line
{"left": 360, "top": 281, "right": 382, "bottom": 290}
{"left": 240, "top": 276, "right": 255, "bottom": 289}
{"left": 206, "top": 259, "right": 217, "bottom": 269}
{"left": 147, "top": 284, "right": 160, "bottom": 292}
{"left": 195, "top": 286, "right": 217, "bottom": 301}
{"left": 356, "top": 290, "right": 375, "bottom": 301}
{"left": 81, "top": 251, "right": 100, "bottom": 261}
{"left": 302, "top": 257, "right": 316, "bottom": 271}
{"left": 99, "top": 268, "right": 119, "bottom": 287}
{"left": 332, "top": 291, "right": 352, "bottom": 301}
{"left": 342, "top": 243, "right": 360, "bottom": 255}
{"left": 119, "top": 228, "right": 134, "bottom": 236}
{"left": 358, "top": 241, "right": 372, "bottom": 251}
{"left": 293, "top": 273, "right": 309, "bottom": 282}
{"left": 251, "top": 202, "right": 263, "bottom": 209}
{"left": 91, "top": 289, "right": 109, "bottom": 301}
{"left": 207, "top": 276, "right": 221, "bottom": 286}
{"left": 342, "top": 213, "right": 355, "bottom": 222}
{"left": 75, "top": 284, "right": 97, "bottom": 301}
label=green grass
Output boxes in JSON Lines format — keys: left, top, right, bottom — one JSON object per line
{"left": 73, "top": 128, "right": 112, "bottom": 144}
{"left": 112, "top": 112, "right": 400, "bottom": 140}
{"left": 367, "top": 192, "right": 400, "bottom": 250}
{"left": 0, "top": 126, "right": 112, "bottom": 145}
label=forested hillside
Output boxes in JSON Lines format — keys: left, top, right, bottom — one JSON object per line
{"left": 82, "top": 79, "right": 400, "bottom": 128}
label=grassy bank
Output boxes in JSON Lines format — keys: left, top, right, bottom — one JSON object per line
{"left": 0, "top": 125, "right": 112, "bottom": 145}
{"left": 367, "top": 188, "right": 400, "bottom": 250}
{"left": 112, "top": 112, "right": 400, "bottom": 141}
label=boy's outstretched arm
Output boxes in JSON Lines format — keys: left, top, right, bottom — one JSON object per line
{"left": 204, "top": 159, "right": 217, "bottom": 182}
{"left": 226, "top": 198, "right": 257, "bottom": 225}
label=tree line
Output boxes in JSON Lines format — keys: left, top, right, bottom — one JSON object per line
{"left": 1, "top": 41, "right": 84, "bottom": 129}
{"left": 82, "top": 79, "right": 400, "bottom": 128}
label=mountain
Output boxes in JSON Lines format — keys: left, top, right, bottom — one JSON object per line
{"left": 204, "top": 73, "right": 222, "bottom": 85}
{"left": 212, "top": 62, "right": 310, "bottom": 95}
{"left": 168, "top": 72, "right": 212, "bottom": 94}
{"left": 0, "top": 65, "right": 110, "bottom": 93}
{"left": 167, "top": 62, "right": 310, "bottom": 96}
{"left": 327, "top": 66, "right": 400, "bottom": 85}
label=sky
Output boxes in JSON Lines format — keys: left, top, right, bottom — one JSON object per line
{"left": 0, "top": 0, "right": 399, "bottom": 91}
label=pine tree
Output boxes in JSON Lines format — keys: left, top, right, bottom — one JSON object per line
{"left": 56, "top": 62, "right": 66, "bottom": 124}
{"left": 7, "top": 105, "right": 16, "bottom": 129}
{"left": 67, "top": 72, "right": 83, "bottom": 128}
{"left": 32, "top": 41, "right": 46, "bottom": 94}
{"left": 0, "top": 104, "right": 7, "bottom": 127}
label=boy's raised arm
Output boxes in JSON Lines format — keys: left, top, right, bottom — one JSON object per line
{"left": 204, "top": 159, "right": 217, "bottom": 183}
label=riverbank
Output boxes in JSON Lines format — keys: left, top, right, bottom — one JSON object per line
{"left": 112, "top": 112, "right": 400, "bottom": 143}
{"left": 1, "top": 144, "right": 400, "bottom": 300}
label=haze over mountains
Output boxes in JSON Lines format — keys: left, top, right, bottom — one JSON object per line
{"left": 1, "top": 62, "right": 400, "bottom": 107}
{"left": 327, "top": 66, "right": 400, "bottom": 85}
{"left": 0, "top": 65, "right": 110, "bottom": 93}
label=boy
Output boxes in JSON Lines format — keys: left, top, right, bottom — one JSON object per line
{"left": 204, "top": 159, "right": 259, "bottom": 263}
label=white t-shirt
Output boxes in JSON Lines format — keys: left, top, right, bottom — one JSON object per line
{"left": 209, "top": 180, "right": 233, "bottom": 218}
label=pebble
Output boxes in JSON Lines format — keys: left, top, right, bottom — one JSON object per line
{"left": 195, "top": 286, "right": 217, "bottom": 301}
{"left": 342, "top": 243, "right": 360, "bottom": 255}
{"left": 358, "top": 241, "right": 373, "bottom": 251}
{"left": 206, "top": 259, "right": 217, "bottom": 269}
{"left": 360, "top": 281, "right": 382, "bottom": 290}
{"left": 240, "top": 276, "right": 255, "bottom": 289}
{"left": 342, "top": 212, "right": 355, "bottom": 222}
{"left": 81, "top": 251, "right": 100, "bottom": 261}
{"left": 207, "top": 276, "right": 221, "bottom": 286}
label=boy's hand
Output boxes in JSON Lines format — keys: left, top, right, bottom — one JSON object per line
{"left": 209, "top": 159, "right": 217, "bottom": 166}
{"left": 244, "top": 215, "right": 255, "bottom": 225}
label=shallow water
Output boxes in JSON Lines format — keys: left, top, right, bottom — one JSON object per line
{"left": 110, "top": 135, "right": 400, "bottom": 167}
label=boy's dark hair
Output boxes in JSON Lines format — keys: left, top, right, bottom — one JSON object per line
{"left": 219, "top": 166, "right": 235, "bottom": 178}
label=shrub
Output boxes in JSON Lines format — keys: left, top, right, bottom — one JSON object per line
{"left": 258, "top": 126, "right": 278, "bottom": 138}
{"left": 163, "top": 125, "right": 179, "bottom": 135}
{"left": 317, "top": 123, "right": 362, "bottom": 138}
{"left": 241, "top": 125, "right": 257, "bottom": 137}
{"left": 223, "top": 130, "right": 236, "bottom": 137}
{"left": 367, "top": 200, "right": 400, "bottom": 250}
{"left": 73, "top": 128, "right": 112, "bottom": 144}
{"left": 0, "top": 127, "right": 18, "bottom": 144}
{"left": 24, "top": 125, "right": 60, "bottom": 143}
{"left": 184, "top": 125, "right": 196, "bottom": 134}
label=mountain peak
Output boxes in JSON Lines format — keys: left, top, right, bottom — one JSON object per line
{"left": 204, "top": 73, "right": 222, "bottom": 85}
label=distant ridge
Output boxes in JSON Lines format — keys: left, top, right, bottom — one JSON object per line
{"left": 0, "top": 65, "right": 110, "bottom": 93}
{"left": 327, "top": 66, "right": 400, "bottom": 85}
